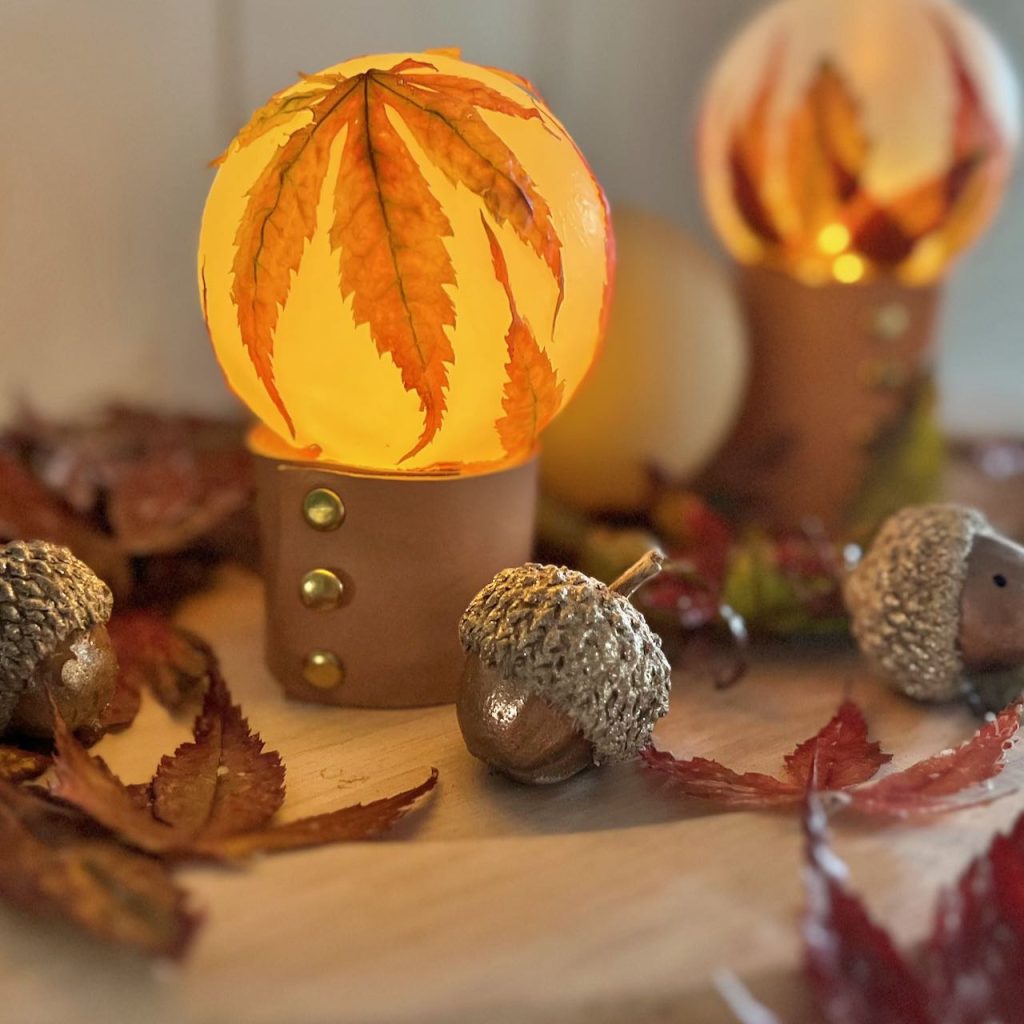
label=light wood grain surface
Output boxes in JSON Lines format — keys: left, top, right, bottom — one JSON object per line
{"left": 2, "top": 566, "right": 1021, "bottom": 1024}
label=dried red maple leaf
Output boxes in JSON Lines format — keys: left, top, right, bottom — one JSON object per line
{"left": 841, "top": 701, "right": 1023, "bottom": 818}
{"left": 0, "top": 781, "right": 197, "bottom": 960}
{"left": 151, "top": 673, "right": 285, "bottom": 841}
{"left": 801, "top": 796, "right": 933, "bottom": 1024}
{"left": 645, "top": 699, "right": 1022, "bottom": 818}
{"left": 50, "top": 646, "right": 436, "bottom": 862}
{"left": 223, "top": 57, "right": 563, "bottom": 458}
{"left": 106, "top": 610, "right": 212, "bottom": 712}
{"left": 193, "top": 769, "right": 439, "bottom": 860}
{"left": 643, "top": 700, "right": 890, "bottom": 807}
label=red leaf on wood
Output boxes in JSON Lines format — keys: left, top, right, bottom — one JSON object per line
{"left": 802, "top": 796, "right": 933, "bottom": 1024}
{"left": 107, "top": 611, "right": 212, "bottom": 712}
{"left": 50, "top": 710, "right": 181, "bottom": 855}
{"left": 842, "top": 702, "right": 1023, "bottom": 818}
{"left": 0, "top": 781, "right": 197, "bottom": 959}
{"left": 785, "top": 700, "right": 891, "bottom": 791}
{"left": 193, "top": 769, "right": 439, "bottom": 860}
{"left": 643, "top": 700, "right": 890, "bottom": 807}
{"left": 151, "top": 673, "right": 285, "bottom": 841}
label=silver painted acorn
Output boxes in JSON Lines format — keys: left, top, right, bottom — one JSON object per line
{"left": 845, "top": 504, "right": 1024, "bottom": 707}
{"left": 457, "top": 550, "right": 671, "bottom": 784}
{"left": 0, "top": 540, "right": 117, "bottom": 736}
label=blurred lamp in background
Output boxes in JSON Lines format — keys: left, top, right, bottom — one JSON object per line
{"left": 541, "top": 207, "right": 748, "bottom": 513}
{"left": 199, "top": 50, "right": 612, "bottom": 706}
{"left": 698, "top": 0, "right": 1019, "bottom": 535}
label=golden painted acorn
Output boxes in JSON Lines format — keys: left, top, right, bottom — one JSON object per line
{"left": 457, "top": 551, "right": 671, "bottom": 784}
{"left": 0, "top": 540, "right": 117, "bottom": 737}
{"left": 845, "top": 504, "right": 1024, "bottom": 707}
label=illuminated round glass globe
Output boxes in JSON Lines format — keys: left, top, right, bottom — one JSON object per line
{"left": 699, "top": 0, "right": 1020, "bottom": 285}
{"left": 199, "top": 50, "right": 613, "bottom": 474}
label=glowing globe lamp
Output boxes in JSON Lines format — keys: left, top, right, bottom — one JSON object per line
{"left": 199, "top": 50, "right": 613, "bottom": 706}
{"left": 698, "top": 0, "right": 1019, "bottom": 534}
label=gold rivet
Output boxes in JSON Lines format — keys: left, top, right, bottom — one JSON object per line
{"left": 303, "top": 488, "right": 345, "bottom": 531}
{"left": 300, "top": 569, "right": 344, "bottom": 610}
{"left": 873, "top": 302, "right": 911, "bottom": 342}
{"left": 303, "top": 650, "right": 344, "bottom": 690}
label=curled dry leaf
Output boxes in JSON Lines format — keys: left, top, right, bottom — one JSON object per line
{"left": 0, "top": 781, "right": 197, "bottom": 960}
{"left": 106, "top": 610, "right": 213, "bottom": 713}
{"left": 0, "top": 746, "right": 50, "bottom": 783}
{"left": 0, "top": 451, "right": 131, "bottom": 596}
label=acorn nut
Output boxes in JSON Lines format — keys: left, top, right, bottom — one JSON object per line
{"left": 845, "top": 504, "right": 1024, "bottom": 708}
{"left": 457, "top": 550, "right": 671, "bottom": 784}
{"left": 0, "top": 540, "right": 117, "bottom": 737}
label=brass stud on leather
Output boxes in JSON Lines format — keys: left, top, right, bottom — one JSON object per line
{"left": 302, "top": 487, "right": 346, "bottom": 531}
{"left": 303, "top": 650, "right": 344, "bottom": 690}
{"left": 300, "top": 568, "right": 344, "bottom": 610}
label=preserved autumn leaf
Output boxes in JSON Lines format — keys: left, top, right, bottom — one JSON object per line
{"left": 151, "top": 672, "right": 284, "bottom": 841}
{"left": 482, "top": 216, "right": 563, "bottom": 459}
{"left": 226, "top": 57, "right": 563, "bottom": 458}
{"left": 802, "top": 796, "right": 933, "bottom": 1024}
{"left": 193, "top": 769, "right": 439, "bottom": 860}
{"left": 50, "top": 709, "right": 181, "bottom": 855}
{"left": 0, "top": 782, "right": 196, "bottom": 960}
{"left": 643, "top": 700, "right": 889, "bottom": 807}
{"left": 842, "top": 701, "right": 1023, "bottom": 818}
{"left": 784, "top": 700, "right": 891, "bottom": 791}
{"left": 0, "top": 746, "right": 50, "bottom": 782}
{"left": 0, "top": 452, "right": 131, "bottom": 597}
{"left": 924, "top": 814, "right": 1024, "bottom": 1022}
{"left": 785, "top": 63, "right": 867, "bottom": 236}
{"left": 107, "top": 610, "right": 212, "bottom": 712}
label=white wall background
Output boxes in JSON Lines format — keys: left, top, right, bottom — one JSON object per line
{"left": 1, "top": 0, "right": 1021, "bottom": 434}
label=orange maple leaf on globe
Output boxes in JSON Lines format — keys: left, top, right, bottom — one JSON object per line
{"left": 481, "top": 216, "right": 563, "bottom": 460}
{"left": 223, "top": 56, "right": 564, "bottom": 461}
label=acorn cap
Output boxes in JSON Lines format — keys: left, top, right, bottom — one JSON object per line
{"left": 844, "top": 504, "right": 992, "bottom": 702}
{"left": 0, "top": 540, "right": 113, "bottom": 726}
{"left": 458, "top": 562, "right": 671, "bottom": 760}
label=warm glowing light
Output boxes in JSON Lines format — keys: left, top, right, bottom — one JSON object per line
{"left": 833, "top": 253, "right": 866, "bottom": 284}
{"left": 817, "top": 223, "right": 851, "bottom": 255}
{"left": 699, "top": 0, "right": 1020, "bottom": 285}
{"left": 199, "top": 51, "right": 613, "bottom": 474}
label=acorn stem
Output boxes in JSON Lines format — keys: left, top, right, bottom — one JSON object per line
{"left": 608, "top": 549, "right": 665, "bottom": 598}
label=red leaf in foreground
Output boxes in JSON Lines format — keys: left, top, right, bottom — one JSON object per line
{"left": 802, "top": 797, "right": 933, "bottom": 1024}
{"left": 643, "top": 700, "right": 890, "bottom": 807}
{"left": 152, "top": 673, "right": 285, "bottom": 841}
{"left": 0, "top": 782, "right": 197, "bottom": 959}
{"left": 924, "top": 814, "right": 1024, "bottom": 1022}
{"left": 194, "top": 769, "right": 439, "bottom": 860}
{"left": 842, "top": 702, "right": 1022, "bottom": 818}
{"left": 107, "top": 610, "right": 213, "bottom": 712}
